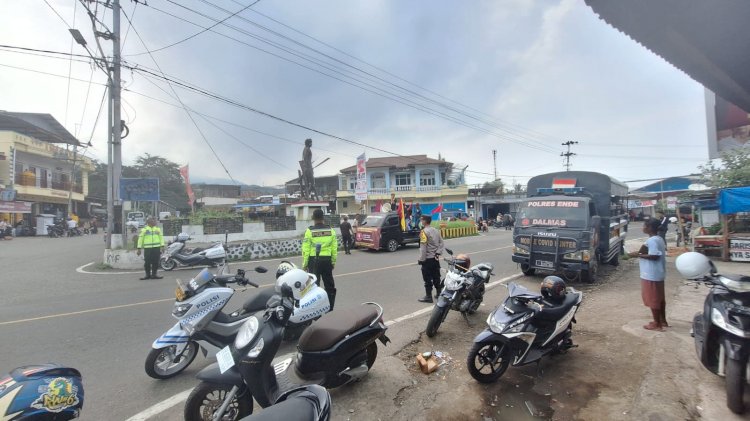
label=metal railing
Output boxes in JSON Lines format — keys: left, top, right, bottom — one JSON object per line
{"left": 343, "top": 184, "right": 455, "bottom": 194}
{"left": 15, "top": 172, "right": 82, "bottom": 193}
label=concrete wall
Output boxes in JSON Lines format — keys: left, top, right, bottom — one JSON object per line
{"left": 171, "top": 221, "right": 319, "bottom": 243}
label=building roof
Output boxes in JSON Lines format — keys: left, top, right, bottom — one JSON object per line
{"left": 632, "top": 176, "right": 703, "bottom": 194}
{"left": 0, "top": 111, "right": 81, "bottom": 146}
{"left": 340, "top": 155, "right": 449, "bottom": 173}
{"left": 585, "top": 0, "right": 750, "bottom": 112}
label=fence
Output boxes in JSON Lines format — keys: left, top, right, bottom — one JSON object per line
{"left": 162, "top": 218, "right": 189, "bottom": 236}
{"left": 202, "top": 216, "right": 244, "bottom": 234}
{"left": 263, "top": 216, "right": 297, "bottom": 232}
{"left": 440, "top": 225, "right": 478, "bottom": 239}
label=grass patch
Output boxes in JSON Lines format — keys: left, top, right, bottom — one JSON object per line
{"left": 437, "top": 220, "right": 476, "bottom": 229}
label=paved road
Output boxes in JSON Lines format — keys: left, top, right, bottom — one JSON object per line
{"left": 0, "top": 227, "right": 526, "bottom": 420}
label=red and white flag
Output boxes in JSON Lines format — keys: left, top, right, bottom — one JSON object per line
{"left": 431, "top": 203, "right": 444, "bottom": 215}
{"left": 552, "top": 179, "right": 576, "bottom": 189}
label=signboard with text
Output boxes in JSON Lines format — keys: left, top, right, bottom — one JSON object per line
{"left": 119, "top": 178, "right": 160, "bottom": 201}
{"left": 355, "top": 153, "right": 367, "bottom": 203}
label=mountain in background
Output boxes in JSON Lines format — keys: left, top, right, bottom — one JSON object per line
{"left": 190, "top": 177, "right": 286, "bottom": 196}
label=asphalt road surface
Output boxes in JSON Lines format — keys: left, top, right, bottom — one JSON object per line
{"left": 0, "top": 227, "right": 523, "bottom": 420}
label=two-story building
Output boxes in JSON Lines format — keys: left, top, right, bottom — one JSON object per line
{"left": 0, "top": 112, "right": 94, "bottom": 226}
{"left": 335, "top": 154, "right": 469, "bottom": 216}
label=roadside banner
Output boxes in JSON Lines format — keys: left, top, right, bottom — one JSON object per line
{"left": 355, "top": 153, "right": 367, "bottom": 203}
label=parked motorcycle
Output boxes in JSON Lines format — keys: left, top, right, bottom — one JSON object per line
{"left": 146, "top": 263, "right": 330, "bottom": 380}
{"left": 46, "top": 223, "right": 65, "bottom": 238}
{"left": 426, "top": 249, "right": 494, "bottom": 337}
{"left": 677, "top": 252, "right": 750, "bottom": 414}
{"left": 466, "top": 277, "right": 582, "bottom": 383}
{"left": 159, "top": 233, "right": 227, "bottom": 271}
{"left": 183, "top": 269, "right": 389, "bottom": 421}
{"left": 238, "top": 385, "right": 330, "bottom": 421}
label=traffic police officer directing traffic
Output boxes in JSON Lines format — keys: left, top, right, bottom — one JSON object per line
{"left": 302, "top": 208, "right": 338, "bottom": 310}
{"left": 417, "top": 214, "right": 444, "bottom": 303}
{"left": 136, "top": 216, "right": 165, "bottom": 280}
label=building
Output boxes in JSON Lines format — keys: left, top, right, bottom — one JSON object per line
{"left": 191, "top": 183, "right": 241, "bottom": 208}
{"left": 0, "top": 112, "right": 94, "bottom": 225}
{"left": 285, "top": 174, "right": 340, "bottom": 200}
{"left": 335, "top": 154, "right": 469, "bottom": 215}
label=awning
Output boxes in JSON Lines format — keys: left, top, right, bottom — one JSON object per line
{"left": 719, "top": 186, "right": 750, "bottom": 214}
{"left": 0, "top": 201, "right": 33, "bottom": 213}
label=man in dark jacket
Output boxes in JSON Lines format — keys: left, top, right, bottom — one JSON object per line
{"left": 339, "top": 215, "right": 354, "bottom": 255}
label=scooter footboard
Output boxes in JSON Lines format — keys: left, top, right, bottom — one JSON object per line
{"left": 152, "top": 322, "right": 191, "bottom": 349}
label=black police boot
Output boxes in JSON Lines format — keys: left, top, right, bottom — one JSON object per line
{"left": 417, "top": 288, "right": 433, "bottom": 303}
{"left": 327, "top": 291, "right": 336, "bottom": 312}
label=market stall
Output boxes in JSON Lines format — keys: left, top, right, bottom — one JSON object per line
{"left": 719, "top": 186, "right": 750, "bottom": 262}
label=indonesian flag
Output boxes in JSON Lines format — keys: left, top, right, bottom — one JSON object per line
{"left": 398, "top": 198, "right": 406, "bottom": 231}
{"left": 552, "top": 179, "right": 576, "bottom": 189}
{"left": 431, "top": 203, "right": 444, "bottom": 215}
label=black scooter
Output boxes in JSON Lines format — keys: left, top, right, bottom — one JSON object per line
{"left": 184, "top": 285, "right": 389, "bottom": 421}
{"left": 466, "top": 282, "right": 582, "bottom": 383}
{"left": 678, "top": 252, "right": 750, "bottom": 414}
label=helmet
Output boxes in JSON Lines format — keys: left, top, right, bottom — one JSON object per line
{"left": 0, "top": 364, "right": 84, "bottom": 420}
{"left": 176, "top": 232, "right": 190, "bottom": 242}
{"left": 676, "top": 252, "right": 716, "bottom": 279}
{"left": 669, "top": 216, "right": 678, "bottom": 223}
{"left": 276, "top": 260, "right": 297, "bottom": 279}
{"left": 275, "top": 268, "right": 312, "bottom": 300}
{"left": 541, "top": 276, "right": 567, "bottom": 303}
{"left": 453, "top": 253, "right": 471, "bottom": 273}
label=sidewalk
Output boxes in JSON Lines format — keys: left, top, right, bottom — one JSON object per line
{"left": 326, "top": 246, "right": 750, "bottom": 420}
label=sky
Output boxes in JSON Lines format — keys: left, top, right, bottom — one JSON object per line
{"left": 0, "top": 0, "right": 711, "bottom": 189}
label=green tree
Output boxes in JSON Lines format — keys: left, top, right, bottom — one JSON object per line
{"left": 481, "top": 179, "right": 505, "bottom": 194}
{"left": 699, "top": 148, "right": 750, "bottom": 187}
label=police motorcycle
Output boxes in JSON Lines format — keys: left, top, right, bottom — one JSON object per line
{"left": 238, "top": 385, "right": 331, "bottom": 421}
{"left": 0, "top": 364, "right": 84, "bottom": 420}
{"left": 146, "top": 262, "right": 331, "bottom": 380}
{"left": 160, "top": 233, "right": 227, "bottom": 271}
{"left": 184, "top": 269, "right": 389, "bottom": 421}
{"left": 425, "top": 248, "right": 494, "bottom": 337}
{"left": 466, "top": 276, "right": 582, "bottom": 383}
{"left": 677, "top": 252, "right": 750, "bottom": 414}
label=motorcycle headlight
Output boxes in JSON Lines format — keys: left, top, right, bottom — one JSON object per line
{"left": 234, "top": 316, "right": 259, "bottom": 349}
{"left": 445, "top": 273, "right": 464, "bottom": 291}
{"left": 247, "top": 338, "right": 264, "bottom": 358}
{"left": 172, "top": 303, "right": 192, "bottom": 317}
{"left": 487, "top": 312, "right": 506, "bottom": 334}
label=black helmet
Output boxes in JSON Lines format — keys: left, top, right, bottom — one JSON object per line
{"left": 276, "top": 260, "right": 297, "bottom": 279}
{"left": 454, "top": 253, "right": 471, "bottom": 273}
{"left": 540, "top": 276, "right": 567, "bottom": 303}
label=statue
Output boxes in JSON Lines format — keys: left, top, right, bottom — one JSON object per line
{"left": 298, "top": 138, "right": 318, "bottom": 200}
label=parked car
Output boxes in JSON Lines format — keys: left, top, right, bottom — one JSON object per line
{"left": 355, "top": 212, "right": 421, "bottom": 252}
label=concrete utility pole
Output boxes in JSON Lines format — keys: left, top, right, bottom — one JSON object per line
{"left": 561, "top": 141, "right": 578, "bottom": 171}
{"left": 492, "top": 149, "right": 497, "bottom": 181}
{"left": 103, "top": 0, "right": 123, "bottom": 249}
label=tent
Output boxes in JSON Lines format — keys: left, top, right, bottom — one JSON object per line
{"left": 719, "top": 186, "right": 750, "bottom": 214}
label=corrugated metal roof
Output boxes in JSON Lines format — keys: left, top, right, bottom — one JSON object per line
{"left": 0, "top": 111, "right": 81, "bottom": 146}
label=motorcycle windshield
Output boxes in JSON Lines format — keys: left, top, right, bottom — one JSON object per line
{"left": 507, "top": 283, "right": 541, "bottom": 300}
{"left": 188, "top": 268, "right": 212, "bottom": 291}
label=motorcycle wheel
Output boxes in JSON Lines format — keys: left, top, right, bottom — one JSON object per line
{"left": 160, "top": 258, "right": 177, "bottom": 271}
{"left": 520, "top": 264, "right": 535, "bottom": 276}
{"left": 184, "top": 382, "right": 252, "bottom": 421}
{"left": 726, "top": 358, "right": 746, "bottom": 414}
{"left": 145, "top": 341, "right": 199, "bottom": 379}
{"left": 426, "top": 305, "right": 449, "bottom": 337}
{"left": 467, "top": 341, "right": 511, "bottom": 383}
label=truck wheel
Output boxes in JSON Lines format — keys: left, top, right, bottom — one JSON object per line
{"left": 386, "top": 239, "right": 399, "bottom": 252}
{"left": 521, "top": 264, "right": 535, "bottom": 276}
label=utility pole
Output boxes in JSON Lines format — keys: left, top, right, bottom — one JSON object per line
{"left": 492, "top": 149, "right": 497, "bottom": 181}
{"left": 561, "top": 141, "right": 578, "bottom": 171}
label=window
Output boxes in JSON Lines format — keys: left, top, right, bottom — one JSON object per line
{"left": 371, "top": 173, "right": 386, "bottom": 189}
{"left": 342, "top": 200, "right": 348, "bottom": 208}
{"left": 395, "top": 173, "right": 411, "bottom": 186}
{"left": 420, "top": 170, "right": 435, "bottom": 186}
{"left": 348, "top": 177, "right": 356, "bottom": 190}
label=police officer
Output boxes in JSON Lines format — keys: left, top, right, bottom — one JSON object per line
{"left": 136, "top": 216, "right": 165, "bottom": 280}
{"left": 417, "top": 214, "right": 444, "bottom": 303}
{"left": 302, "top": 209, "right": 338, "bottom": 309}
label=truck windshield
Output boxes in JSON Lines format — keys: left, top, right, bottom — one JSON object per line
{"left": 516, "top": 199, "right": 588, "bottom": 228}
{"left": 362, "top": 215, "right": 385, "bottom": 227}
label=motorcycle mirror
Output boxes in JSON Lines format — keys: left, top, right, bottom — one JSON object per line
{"left": 255, "top": 266, "right": 268, "bottom": 273}
{"left": 445, "top": 248, "right": 453, "bottom": 255}
{"left": 280, "top": 284, "right": 293, "bottom": 298}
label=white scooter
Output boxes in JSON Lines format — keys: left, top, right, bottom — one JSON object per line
{"left": 160, "top": 233, "right": 227, "bottom": 271}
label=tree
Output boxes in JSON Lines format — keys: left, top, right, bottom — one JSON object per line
{"left": 481, "top": 179, "right": 505, "bottom": 195}
{"left": 699, "top": 148, "right": 750, "bottom": 188}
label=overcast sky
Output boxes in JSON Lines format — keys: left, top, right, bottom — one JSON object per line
{"left": 1, "top": 0, "right": 710, "bottom": 188}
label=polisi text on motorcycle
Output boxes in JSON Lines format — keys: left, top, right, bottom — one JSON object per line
{"left": 196, "top": 294, "right": 220, "bottom": 310}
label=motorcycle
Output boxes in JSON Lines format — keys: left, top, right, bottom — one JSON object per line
{"left": 426, "top": 248, "right": 494, "bottom": 337}
{"left": 146, "top": 264, "right": 330, "bottom": 380}
{"left": 184, "top": 269, "right": 389, "bottom": 421}
{"left": 466, "top": 281, "right": 582, "bottom": 383}
{"left": 46, "top": 223, "right": 65, "bottom": 238}
{"left": 238, "top": 385, "right": 330, "bottom": 421}
{"left": 159, "top": 233, "right": 227, "bottom": 271}
{"left": 677, "top": 252, "right": 750, "bottom": 414}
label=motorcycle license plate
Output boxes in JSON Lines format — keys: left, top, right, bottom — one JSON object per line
{"left": 216, "top": 346, "right": 235, "bottom": 374}
{"left": 535, "top": 260, "right": 554, "bottom": 268}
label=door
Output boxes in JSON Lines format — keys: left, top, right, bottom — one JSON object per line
{"left": 39, "top": 169, "right": 48, "bottom": 188}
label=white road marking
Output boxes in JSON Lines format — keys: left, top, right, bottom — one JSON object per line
{"left": 125, "top": 271, "right": 523, "bottom": 420}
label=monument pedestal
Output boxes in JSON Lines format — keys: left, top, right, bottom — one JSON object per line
{"left": 291, "top": 201, "right": 329, "bottom": 221}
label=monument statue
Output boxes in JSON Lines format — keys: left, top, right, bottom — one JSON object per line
{"left": 298, "top": 138, "right": 318, "bottom": 200}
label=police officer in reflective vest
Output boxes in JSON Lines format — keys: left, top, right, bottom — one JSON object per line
{"left": 136, "top": 216, "right": 165, "bottom": 280}
{"left": 302, "top": 209, "right": 338, "bottom": 310}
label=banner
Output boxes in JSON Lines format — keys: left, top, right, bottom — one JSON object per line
{"left": 628, "top": 200, "right": 656, "bottom": 208}
{"left": 179, "top": 165, "right": 195, "bottom": 207}
{"left": 355, "top": 153, "right": 367, "bottom": 203}
{"left": 0, "top": 201, "right": 31, "bottom": 213}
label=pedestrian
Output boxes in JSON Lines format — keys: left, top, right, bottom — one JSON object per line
{"left": 302, "top": 209, "right": 338, "bottom": 310}
{"left": 496, "top": 213, "right": 503, "bottom": 225}
{"left": 413, "top": 203, "right": 422, "bottom": 228}
{"left": 339, "top": 215, "right": 354, "bottom": 255}
{"left": 628, "top": 218, "right": 667, "bottom": 331}
{"left": 417, "top": 214, "right": 444, "bottom": 303}
{"left": 136, "top": 216, "right": 165, "bottom": 280}
{"left": 656, "top": 212, "right": 669, "bottom": 241}
{"left": 503, "top": 213, "right": 513, "bottom": 230}
{"left": 389, "top": 193, "right": 397, "bottom": 211}
{"left": 0, "top": 219, "right": 11, "bottom": 239}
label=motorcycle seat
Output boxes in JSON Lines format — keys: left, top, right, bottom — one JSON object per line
{"left": 238, "top": 389, "right": 319, "bottom": 421}
{"left": 537, "top": 293, "right": 579, "bottom": 321}
{"left": 242, "top": 288, "right": 276, "bottom": 313}
{"left": 297, "top": 304, "right": 379, "bottom": 352}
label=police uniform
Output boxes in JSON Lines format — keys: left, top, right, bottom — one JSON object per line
{"left": 418, "top": 225, "right": 444, "bottom": 301}
{"left": 302, "top": 221, "right": 338, "bottom": 309}
{"left": 137, "top": 224, "right": 165, "bottom": 279}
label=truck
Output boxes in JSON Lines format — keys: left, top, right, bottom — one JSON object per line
{"left": 355, "top": 212, "right": 421, "bottom": 252}
{"left": 126, "top": 211, "right": 146, "bottom": 232}
{"left": 511, "top": 171, "right": 629, "bottom": 283}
